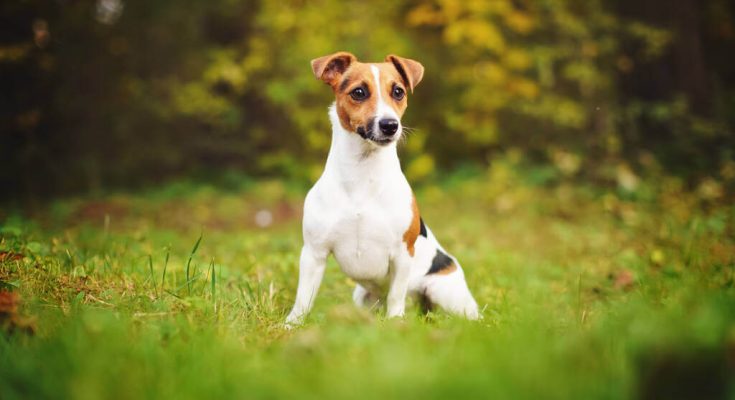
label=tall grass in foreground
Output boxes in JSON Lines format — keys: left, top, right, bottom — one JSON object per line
{"left": 0, "top": 170, "right": 733, "bottom": 399}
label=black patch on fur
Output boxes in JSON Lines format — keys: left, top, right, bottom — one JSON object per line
{"left": 389, "top": 57, "right": 411, "bottom": 90}
{"left": 418, "top": 291, "right": 433, "bottom": 314}
{"left": 339, "top": 77, "right": 352, "bottom": 92}
{"left": 356, "top": 126, "right": 368, "bottom": 139}
{"left": 426, "top": 249, "right": 453, "bottom": 275}
{"left": 356, "top": 117, "right": 376, "bottom": 140}
{"left": 419, "top": 218, "right": 427, "bottom": 238}
{"left": 366, "top": 117, "right": 375, "bottom": 135}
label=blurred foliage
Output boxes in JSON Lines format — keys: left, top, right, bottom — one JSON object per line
{"left": 1, "top": 0, "right": 734, "bottom": 200}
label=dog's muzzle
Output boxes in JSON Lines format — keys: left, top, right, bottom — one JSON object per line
{"left": 356, "top": 117, "right": 399, "bottom": 146}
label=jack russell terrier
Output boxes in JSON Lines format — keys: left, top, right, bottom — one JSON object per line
{"left": 285, "top": 52, "right": 479, "bottom": 326}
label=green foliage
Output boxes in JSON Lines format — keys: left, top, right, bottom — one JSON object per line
{"left": 1, "top": 173, "right": 734, "bottom": 399}
{"left": 1, "top": 1, "right": 734, "bottom": 199}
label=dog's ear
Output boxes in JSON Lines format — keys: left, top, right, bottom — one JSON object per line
{"left": 385, "top": 55, "right": 424, "bottom": 93}
{"left": 311, "top": 52, "right": 356, "bottom": 87}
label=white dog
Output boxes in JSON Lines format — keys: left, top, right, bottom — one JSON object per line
{"left": 286, "top": 52, "right": 479, "bottom": 325}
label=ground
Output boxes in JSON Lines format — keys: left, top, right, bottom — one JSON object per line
{"left": 1, "top": 165, "right": 734, "bottom": 399}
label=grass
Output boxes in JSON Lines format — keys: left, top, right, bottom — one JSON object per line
{"left": 1, "top": 165, "right": 734, "bottom": 399}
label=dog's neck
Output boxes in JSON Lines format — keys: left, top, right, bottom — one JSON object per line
{"left": 323, "top": 103, "right": 402, "bottom": 193}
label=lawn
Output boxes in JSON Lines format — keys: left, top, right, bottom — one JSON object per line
{"left": 1, "top": 165, "right": 734, "bottom": 400}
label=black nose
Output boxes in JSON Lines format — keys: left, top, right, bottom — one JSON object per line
{"left": 378, "top": 119, "right": 399, "bottom": 136}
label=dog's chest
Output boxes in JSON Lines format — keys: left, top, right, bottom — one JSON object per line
{"left": 307, "top": 177, "right": 412, "bottom": 281}
{"left": 332, "top": 202, "right": 392, "bottom": 276}
{"left": 339, "top": 188, "right": 410, "bottom": 278}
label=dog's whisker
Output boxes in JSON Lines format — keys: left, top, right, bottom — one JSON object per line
{"left": 399, "top": 127, "right": 417, "bottom": 145}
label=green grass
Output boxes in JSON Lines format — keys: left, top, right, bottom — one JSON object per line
{"left": 1, "top": 167, "right": 734, "bottom": 400}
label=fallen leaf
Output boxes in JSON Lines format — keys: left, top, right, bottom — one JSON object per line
{"left": 614, "top": 269, "right": 635, "bottom": 290}
{"left": 0, "top": 290, "right": 36, "bottom": 335}
{"left": 0, "top": 252, "right": 25, "bottom": 262}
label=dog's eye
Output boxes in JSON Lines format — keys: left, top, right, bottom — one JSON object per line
{"left": 392, "top": 86, "right": 405, "bottom": 100}
{"left": 350, "top": 87, "right": 368, "bottom": 101}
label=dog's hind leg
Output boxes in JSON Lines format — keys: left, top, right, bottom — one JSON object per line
{"left": 352, "top": 284, "right": 380, "bottom": 310}
{"left": 421, "top": 271, "right": 480, "bottom": 319}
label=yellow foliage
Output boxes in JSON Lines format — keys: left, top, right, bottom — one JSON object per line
{"left": 511, "top": 78, "right": 540, "bottom": 99}
{"left": 502, "top": 48, "right": 532, "bottom": 71}
{"left": 504, "top": 10, "right": 535, "bottom": 34}
{"left": 466, "top": 117, "right": 499, "bottom": 145}
{"left": 0, "top": 44, "right": 31, "bottom": 61}
{"left": 406, "top": 4, "right": 445, "bottom": 26}
{"left": 203, "top": 51, "right": 248, "bottom": 94}
{"left": 473, "top": 62, "right": 507, "bottom": 85}
{"left": 444, "top": 19, "right": 505, "bottom": 53}
{"left": 172, "top": 82, "right": 233, "bottom": 122}
{"left": 406, "top": 154, "right": 436, "bottom": 182}
{"left": 627, "top": 22, "right": 672, "bottom": 59}
{"left": 549, "top": 148, "right": 582, "bottom": 176}
{"left": 128, "top": 0, "right": 681, "bottom": 177}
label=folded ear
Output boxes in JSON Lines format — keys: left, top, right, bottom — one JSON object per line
{"left": 311, "top": 52, "right": 357, "bottom": 87}
{"left": 385, "top": 55, "right": 424, "bottom": 92}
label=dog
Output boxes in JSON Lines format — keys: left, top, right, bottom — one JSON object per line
{"left": 285, "top": 52, "right": 479, "bottom": 326}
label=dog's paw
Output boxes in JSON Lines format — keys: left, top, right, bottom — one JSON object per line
{"left": 464, "top": 304, "right": 482, "bottom": 320}
{"left": 284, "top": 313, "right": 303, "bottom": 329}
{"left": 283, "top": 322, "right": 297, "bottom": 330}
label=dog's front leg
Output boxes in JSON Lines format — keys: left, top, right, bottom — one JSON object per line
{"left": 386, "top": 252, "right": 412, "bottom": 318}
{"left": 285, "top": 245, "right": 327, "bottom": 326}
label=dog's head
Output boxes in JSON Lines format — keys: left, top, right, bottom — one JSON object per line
{"left": 311, "top": 51, "right": 424, "bottom": 146}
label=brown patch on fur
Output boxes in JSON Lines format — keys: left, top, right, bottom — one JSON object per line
{"left": 385, "top": 55, "right": 424, "bottom": 92}
{"left": 376, "top": 63, "right": 409, "bottom": 117}
{"left": 334, "top": 63, "right": 378, "bottom": 133}
{"left": 311, "top": 52, "right": 423, "bottom": 135}
{"left": 311, "top": 52, "right": 356, "bottom": 87}
{"left": 434, "top": 262, "right": 457, "bottom": 275}
{"left": 403, "top": 195, "right": 421, "bottom": 256}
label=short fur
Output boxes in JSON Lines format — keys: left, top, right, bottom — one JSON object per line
{"left": 286, "top": 52, "right": 479, "bottom": 326}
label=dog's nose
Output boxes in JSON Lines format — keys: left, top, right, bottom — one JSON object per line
{"left": 378, "top": 119, "right": 399, "bottom": 136}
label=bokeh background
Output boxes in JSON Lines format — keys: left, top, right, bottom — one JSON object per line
{"left": 2, "top": 0, "right": 734, "bottom": 202}
{"left": 2, "top": 2, "right": 735, "bottom": 399}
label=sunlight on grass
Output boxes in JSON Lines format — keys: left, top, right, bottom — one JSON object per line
{"left": 1, "top": 167, "right": 734, "bottom": 399}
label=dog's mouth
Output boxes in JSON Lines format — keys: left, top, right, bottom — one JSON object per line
{"left": 356, "top": 127, "right": 394, "bottom": 146}
{"left": 356, "top": 119, "right": 398, "bottom": 146}
{"left": 370, "top": 137, "right": 394, "bottom": 146}
{"left": 355, "top": 118, "right": 401, "bottom": 146}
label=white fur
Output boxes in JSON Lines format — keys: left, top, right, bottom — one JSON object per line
{"left": 370, "top": 65, "right": 400, "bottom": 130}
{"left": 285, "top": 67, "right": 479, "bottom": 326}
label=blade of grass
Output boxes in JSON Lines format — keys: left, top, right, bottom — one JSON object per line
{"left": 242, "top": 281, "right": 255, "bottom": 305}
{"left": 201, "top": 264, "right": 208, "bottom": 295}
{"left": 161, "top": 247, "right": 170, "bottom": 291}
{"left": 210, "top": 257, "right": 216, "bottom": 300}
{"left": 174, "top": 273, "right": 203, "bottom": 293}
{"left": 103, "top": 254, "right": 112, "bottom": 273}
{"left": 148, "top": 254, "right": 158, "bottom": 297}
{"left": 186, "top": 234, "right": 202, "bottom": 296}
{"left": 163, "top": 289, "right": 182, "bottom": 299}
{"left": 65, "top": 249, "right": 74, "bottom": 270}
